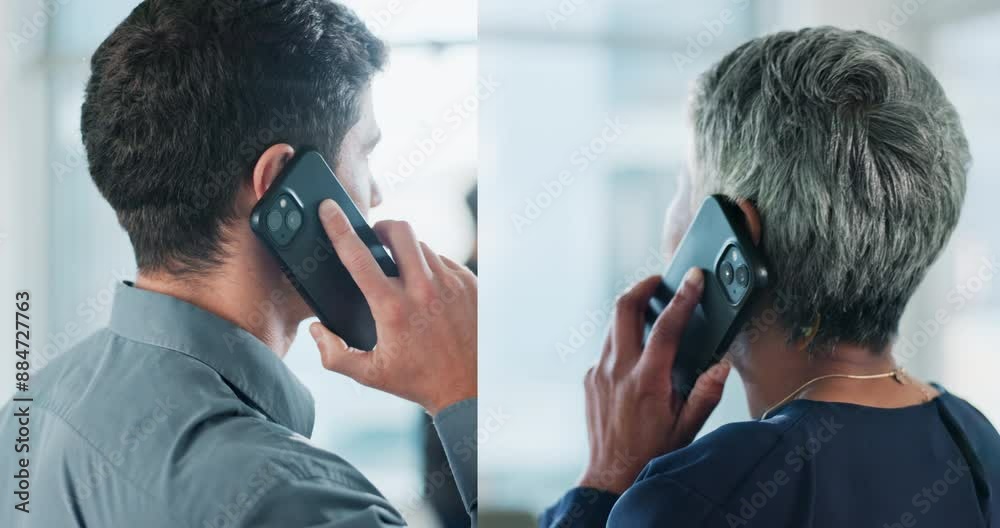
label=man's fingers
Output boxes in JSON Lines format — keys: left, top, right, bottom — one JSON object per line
{"left": 640, "top": 268, "right": 704, "bottom": 372}
{"left": 673, "top": 361, "right": 730, "bottom": 446}
{"left": 419, "top": 241, "right": 448, "bottom": 274}
{"left": 310, "top": 322, "right": 373, "bottom": 380}
{"left": 439, "top": 253, "right": 463, "bottom": 271}
{"left": 374, "top": 220, "right": 432, "bottom": 283}
{"left": 318, "top": 199, "right": 392, "bottom": 300}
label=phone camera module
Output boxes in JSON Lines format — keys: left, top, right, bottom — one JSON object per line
{"left": 286, "top": 210, "right": 302, "bottom": 231}
{"left": 263, "top": 194, "right": 303, "bottom": 247}
{"left": 735, "top": 265, "right": 749, "bottom": 286}
{"left": 266, "top": 210, "right": 283, "bottom": 232}
{"left": 718, "top": 244, "right": 752, "bottom": 305}
{"left": 720, "top": 262, "right": 734, "bottom": 285}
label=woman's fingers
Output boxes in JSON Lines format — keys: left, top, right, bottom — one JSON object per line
{"left": 639, "top": 268, "right": 704, "bottom": 374}
{"left": 603, "top": 275, "right": 662, "bottom": 369}
{"left": 673, "top": 361, "right": 730, "bottom": 446}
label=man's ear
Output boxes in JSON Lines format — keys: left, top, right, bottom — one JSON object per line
{"left": 735, "top": 198, "right": 763, "bottom": 246}
{"left": 252, "top": 144, "right": 296, "bottom": 200}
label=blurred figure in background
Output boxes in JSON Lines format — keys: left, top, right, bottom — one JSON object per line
{"left": 464, "top": 185, "right": 478, "bottom": 274}
{"left": 423, "top": 183, "right": 478, "bottom": 528}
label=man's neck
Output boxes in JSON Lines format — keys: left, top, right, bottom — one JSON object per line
{"left": 134, "top": 258, "right": 301, "bottom": 358}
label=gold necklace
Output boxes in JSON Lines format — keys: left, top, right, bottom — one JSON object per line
{"left": 759, "top": 367, "right": 931, "bottom": 420}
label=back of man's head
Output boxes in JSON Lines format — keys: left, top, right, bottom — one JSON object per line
{"left": 690, "top": 27, "right": 970, "bottom": 351}
{"left": 82, "top": 0, "right": 385, "bottom": 275}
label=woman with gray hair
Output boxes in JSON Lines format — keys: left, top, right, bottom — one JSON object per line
{"left": 543, "top": 27, "right": 998, "bottom": 527}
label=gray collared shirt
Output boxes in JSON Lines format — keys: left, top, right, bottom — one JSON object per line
{"left": 1, "top": 283, "right": 476, "bottom": 527}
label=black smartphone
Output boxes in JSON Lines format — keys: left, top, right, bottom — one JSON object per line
{"left": 644, "top": 194, "right": 769, "bottom": 397}
{"left": 250, "top": 149, "right": 398, "bottom": 351}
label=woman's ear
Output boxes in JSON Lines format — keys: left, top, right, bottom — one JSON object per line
{"left": 736, "top": 198, "right": 763, "bottom": 246}
{"left": 252, "top": 144, "right": 296, "bottom": 200}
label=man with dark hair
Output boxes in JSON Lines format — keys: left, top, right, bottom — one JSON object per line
{"left": 82, "top": 0, "right": 387, "bottom": 274}
{"left": 0, "top": 1, "right": 477, "bottom": 526}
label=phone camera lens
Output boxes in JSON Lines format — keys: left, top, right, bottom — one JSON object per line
{"left": 735, "top": 265, "right": 750, "bottom": 286}
{"left": 267, "top": 210, "right": 283, "bottom": 232}
{"left": 720, "top": 262, "right": 734, "bottom": 285}
{"left": 286, "top": 210, "right": 302, "bottom": 231}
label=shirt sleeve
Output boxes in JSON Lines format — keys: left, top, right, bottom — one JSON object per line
{"left": 607, "top": 475, "right": 721, "bottom": 526}
{"left": 239, "top": 475, "right": 407, "bottom": 527}
{"left": 539, "top": 487, "right": 620, "bottom": 528}
{"left": 432, "top": 398, "right": 478, "bottom": 522}
{"left": 236, "top": 400, "right": 478, "bottom": 528}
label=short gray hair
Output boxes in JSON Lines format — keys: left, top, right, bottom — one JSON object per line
{"left": 690, "top": 27, "right": 970, "bottom": 351}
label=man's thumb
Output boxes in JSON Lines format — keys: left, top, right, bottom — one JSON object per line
{"left": 311, "top": 323, "right": 368, "bottom": 381}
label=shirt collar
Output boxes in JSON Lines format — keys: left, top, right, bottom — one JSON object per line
{"left": 108, "top": 282, "right": 315, "bottom": 437}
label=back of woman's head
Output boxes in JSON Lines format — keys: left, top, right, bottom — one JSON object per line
{"left": 690, "top": 27, "right": 970, "bottom": 351}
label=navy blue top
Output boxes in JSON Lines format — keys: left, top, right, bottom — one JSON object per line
{"left": 542, "top": 388, "right": 1000, "bottom": 527}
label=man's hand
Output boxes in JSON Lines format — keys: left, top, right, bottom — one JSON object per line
{"left": 578, "top": 268, "right": 730, "bottom": 494}
{"left": 309, "top": 199, "right": 477, "bottom": 415}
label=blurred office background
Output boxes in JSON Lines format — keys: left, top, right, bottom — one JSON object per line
{"left": 1, "top": 1, "right": 475, "bottom": 526}
{"left": 479, "top": 0, "right": 1000, "bottom": 524}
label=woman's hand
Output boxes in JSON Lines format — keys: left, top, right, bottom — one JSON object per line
{"left": 309, "top": 199, "right": 477, "bottom": 416}
{"left": 578, "top": 268, "right": 730, "bottom": 495}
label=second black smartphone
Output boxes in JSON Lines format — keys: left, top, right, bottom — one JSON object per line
{"left": 250, "top": 149, "right": 398, "bottom": 351}
{"left": 644, "top": 195, "right": 769, "bottom": 397}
